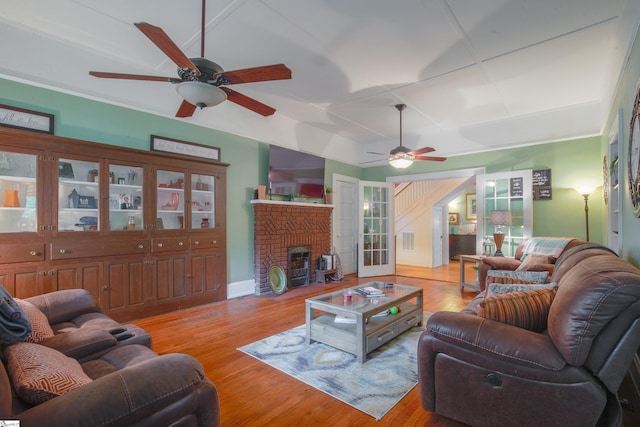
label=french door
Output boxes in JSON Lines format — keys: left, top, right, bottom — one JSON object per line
{"left": 358, "top": 180, "right": 395, "bottom": 277}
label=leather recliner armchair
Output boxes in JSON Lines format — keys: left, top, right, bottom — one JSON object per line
{"left": 418, "top": 244, "right": 640, "bottom": 427}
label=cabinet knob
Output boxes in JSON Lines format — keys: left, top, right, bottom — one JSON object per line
{"left": 212, "top": 240, "right": 217, "bottom": 244}
{"left": 59, "top": 249, "right": 67, "bottom": 254}
{"left": 193, "top": 241, "right": 200, "bottom": 245}
{"left": 30, "top": 251, "right": 37, "bottom": 256}
{"left": 138, "top": 244, "right": 144, "bottom": 249}
{"left": 178, "top": 241, "right": 184, "bottom": 246}
{"left": 157, "top": 243, "right": 163, "bottom": 247}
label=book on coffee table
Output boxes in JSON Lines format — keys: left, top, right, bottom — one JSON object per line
{"left": 355, "top": 286, "right": 384, "bottom": 297}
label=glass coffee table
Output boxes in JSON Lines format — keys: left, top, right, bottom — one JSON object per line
{"left": 305, "top": 281, "right": 423, "bottom": 363}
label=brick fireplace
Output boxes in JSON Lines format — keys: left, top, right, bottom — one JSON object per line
{"left": 252, "top": 200, "right": 333, "bottom": 295}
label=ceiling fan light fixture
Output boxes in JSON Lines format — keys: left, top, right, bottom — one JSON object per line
{"left": 389, "top": 154, "right": 414, "bottom": 169}
{"left": 175, "top": 81, "right": 227, "bottom": 108}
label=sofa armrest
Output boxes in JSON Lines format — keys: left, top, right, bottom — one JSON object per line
{"left": 422, "top": 311, "right": 566, "bottom": 370}
{"left": 17, "top": 353, "right": 219, "bottom": 427}
{"left": 41, "top": 328, "right": 117, "bottom": 360}
{"left": 481, "top": 256, "right": 522, "bottom": 270}
{"left": 26, "top": 289, "right": 101, "bottom": 325}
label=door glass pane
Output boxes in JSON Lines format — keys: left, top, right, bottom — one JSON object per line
{"left": 109, "top": 164, "right": 144, "bottom": 231}
{"left": 0, "top": 151, "right": 37, "bottom": 233}
{"left": 58, "top": 158, "right": 99, "bottom": 232}
{"left": 156, "top": 170, "right": 185, "bottom": 230}
{"left": 191, "top": 174, "right": 215, "bottom": 229}
{"left": 362, "top": 185, "right": 390, "bottom": 266}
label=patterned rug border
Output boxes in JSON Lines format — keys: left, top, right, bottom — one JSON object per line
{"left": 238, "top": 312, "right": 432, "bottom": 420}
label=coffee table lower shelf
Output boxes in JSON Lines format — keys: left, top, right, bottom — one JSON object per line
{"left": 307, "top": 304, "right": 422, "bottom": 363}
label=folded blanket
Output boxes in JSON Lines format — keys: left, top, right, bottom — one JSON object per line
{"left": 522, "top": 237, "right": 574, "bottom": 259}
{"left": 0, "top": 285, "right": 32, "bottom": 343}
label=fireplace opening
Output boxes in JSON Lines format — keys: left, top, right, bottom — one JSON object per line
{"left": 287, "top": 246, "right": 311, "bottom": 288}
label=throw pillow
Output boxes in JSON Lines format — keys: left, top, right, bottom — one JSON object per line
{"left": 486, "top": 282, "right": 557, "bottom": 298}
{"left": 516, "top": 254, "right": 554, "bottom": 271}
{"left": 6, "top": 342, "right": 92, "bottom": 405}
{"left": 478, "top": 286, "right": 558, "bottom": 332}
{"left": 15, "top": 299, "right": 54, "bottom": 343}
{"left": 486, "top": 270, "right": 549, "bottom": 284}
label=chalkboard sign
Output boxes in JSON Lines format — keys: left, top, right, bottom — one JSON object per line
{"left": 510, "top": 177, "right": 523, "bottom": 197}
{"left": 536, "top": 187, "right": 552, "bottom": 200}
{"left": 532, "top": 169, "right": 551, "bottom": 187}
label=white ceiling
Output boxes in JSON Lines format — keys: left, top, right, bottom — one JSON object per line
{"left": 1, "top": 0, "right": 639, "bottom": 166}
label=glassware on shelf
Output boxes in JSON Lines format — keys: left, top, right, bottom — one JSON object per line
{"left": 201, "top": 217, "right": 210, "bottom": 228}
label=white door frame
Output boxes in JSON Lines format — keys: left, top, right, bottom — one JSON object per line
{"left": 332, "top": 173, "right": 358, "bottom": 275}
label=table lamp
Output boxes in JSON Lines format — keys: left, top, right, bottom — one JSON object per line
{"left": 489, "top": 210, "right": 512, "bottom": 256}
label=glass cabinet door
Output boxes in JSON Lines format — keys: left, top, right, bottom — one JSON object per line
{"left": 57, "top": 158, "right": 100, "bottom": 232}
{"left": 156, "top": 169, "right": 185, "bottom": 230}
{"left": 191, "top": 174, "right": 215, "bottom": 229}
{"left": 0, "top": 151, "right": 37, "bottom": 233}
{"left": 108, "top": 164, "right": 144, "bottom": 231}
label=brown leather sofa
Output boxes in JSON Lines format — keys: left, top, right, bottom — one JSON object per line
{"left": 418, "top": 243, "right": 640, "bottom": 427}
{"left": 1, "top": 289, "right": 220, "bottom": 427}
{"left": 478, "top": 237, "right": 585, "bottom": 291}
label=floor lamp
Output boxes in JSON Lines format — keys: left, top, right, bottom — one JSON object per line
{"left": 576, "top": 187, "right": 595, "bottom": 242}
{"left": 489, "top": 210, "right": 512, "bottom": 257}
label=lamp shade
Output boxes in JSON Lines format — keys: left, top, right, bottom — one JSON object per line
{"left": 489, "top": 210, "right": 512, "bottom": 226}
{"left": 175, "top": 82, "right": 227, "bottom": 108}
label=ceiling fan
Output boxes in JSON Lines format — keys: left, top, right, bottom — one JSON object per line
{"left": 89, "top": 0, "right": 291, "bottom": 118}
{"left": 362, "top": 104, "right": 446, "bottom": 169}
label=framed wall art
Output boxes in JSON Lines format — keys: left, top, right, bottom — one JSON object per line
{"left": 151, "top": 135, "right": 220, "bottom": 162}
{"left": 465, "top": 194, "right": 477, "bottom": 220}
{"left": 0, "top": 103, "right": 54, "bottom": 134}
{"left": 448, "top": 212, "right": 459, "bottom": 225}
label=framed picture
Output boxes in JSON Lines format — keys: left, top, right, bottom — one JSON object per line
{"left": 448, "top": 212, "right": 459, "bottom": 225}
{"left": 466, "top": 194, "right": 477, "bottom": 220}
{"left": 0, "top": 103, "right": 54, "bottom": 134}
{"left": 151, "top": 135, "right": 220, "bottom": 162}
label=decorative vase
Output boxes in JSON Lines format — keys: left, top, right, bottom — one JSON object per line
{"left": 324, "top": 193, "right": 333, "bottom": 205}
{"left": 4, "top": 189, "right": 20, "bottom": 207}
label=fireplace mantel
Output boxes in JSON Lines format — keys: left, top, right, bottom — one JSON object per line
{"left": 252, "top": 200, "right": 333, "bottom": 295}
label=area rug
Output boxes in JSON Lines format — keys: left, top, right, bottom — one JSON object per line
{"left": 237, "top": 313, "right": 431, "bottom": 420}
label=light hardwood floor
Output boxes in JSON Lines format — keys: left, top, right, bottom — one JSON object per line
{"left": 134, "top": 262, "right": 478, "bottom": 426}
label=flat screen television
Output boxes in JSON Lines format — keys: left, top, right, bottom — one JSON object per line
{"left": 268, "top": 145, "right": 325, "bottom": 198}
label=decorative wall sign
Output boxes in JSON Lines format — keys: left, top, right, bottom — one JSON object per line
{"left": 532, "top": 169, "right": 552, "bottom": 200}
{"left": 0, "top": 104, "right": 54, "bottom": 134}
{"left": 510, "top": 177, "right": 523, "bottom": 197}
{"left": 151, "top": 135, "right": 220, "bottom": 161}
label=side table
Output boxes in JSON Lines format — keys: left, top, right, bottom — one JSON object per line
{"left": 459, "top": 254, "right": 482, "bottom": 292}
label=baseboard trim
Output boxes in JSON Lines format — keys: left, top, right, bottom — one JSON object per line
{"left": 227, "top": 279, "right": 256, "bottom": 299}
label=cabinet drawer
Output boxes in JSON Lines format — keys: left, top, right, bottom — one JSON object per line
{"left": 366, "top": 323, "right": 398, "bottom": 352}
{"left": 190, "top": 236, "right": 220, "bottom": 250}
{"left": 51, "top": 239, "right": 147, "bottom": 260}
{"left": 151, "top": 237, "right": 188, "bottom": 253}
{"left": 0, "top": 243, "right": 46, "bottom": 263}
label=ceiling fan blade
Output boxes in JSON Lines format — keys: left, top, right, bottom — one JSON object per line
{"left": 366, "top": 151, "right": 388, "bottom": 156}
{"left": 410, "top": 146, "right": 435, "bottom": 155}
{"left": 221, "top": 87, "right": 276, "bottom": 116}
{"left": 176, "top": 100, "right": 197, "bottom": 118}
{"left": 134, "top": 22, "right": 200, "bottom": 75}
{"left": 89, "top": 71, "right": 181, "bottom": 83}
{"left": 415, "top": 155, "right": 447, "bottom": 162}
{"left": 214, "top": 64, "right": 292, "bottom": 85}
{"left": 359, "top": 159, "right": 387, "bottom": 165}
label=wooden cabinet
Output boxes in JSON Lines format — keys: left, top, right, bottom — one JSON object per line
{"left": 449, "top": 234, "right": 476, "bottom": 259}
{"left": 0, "top": 127, "right": 227, "bottom": 322}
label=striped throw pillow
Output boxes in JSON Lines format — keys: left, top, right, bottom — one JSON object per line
{"left": 6, "top": 342, "right": 92, "bottom": 405}
{"left": 478, "top": 286, "right": 558, "bottom": 332}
